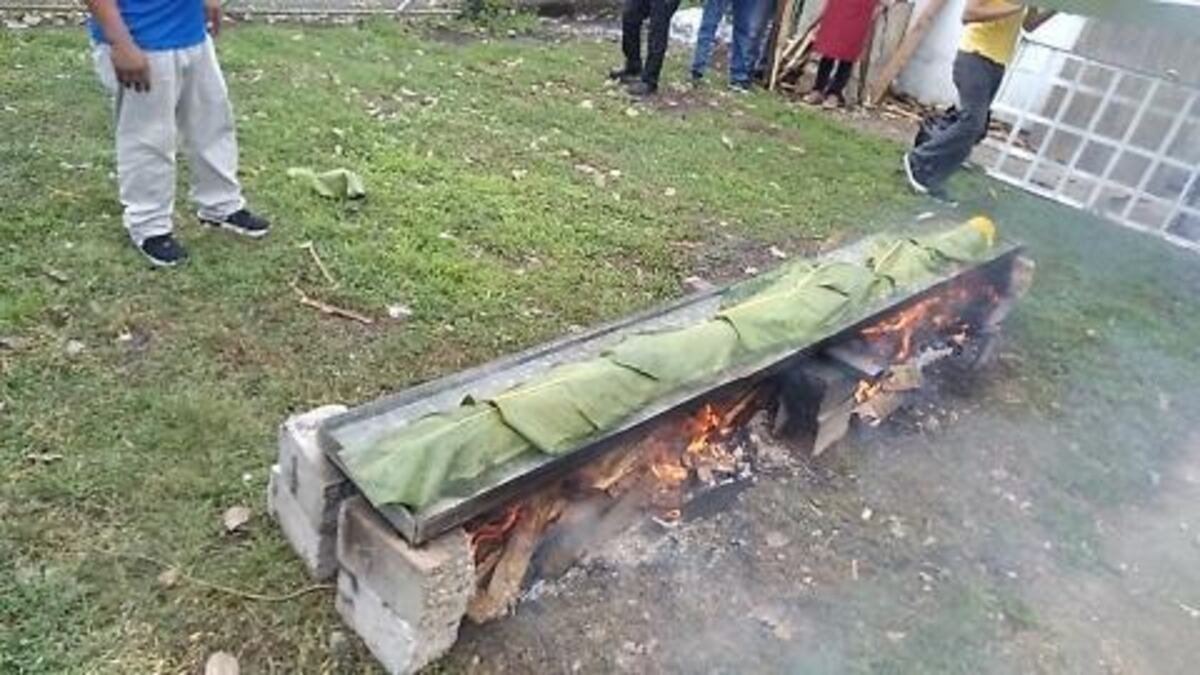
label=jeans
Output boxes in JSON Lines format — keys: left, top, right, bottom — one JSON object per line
{"left": 93, "top": 38, "right": 244, "bottom": 244}
{"left": 730, "top": 0, "right": 774, "bottom": 84}
{"left": 690, "top": 0, "right": 730, "bottom": 76}
{"left": 622, "top": 0, "right": 683, "bottom": 86}
{"left": 910, "top": 51, "right": 1006, "bottom": 190}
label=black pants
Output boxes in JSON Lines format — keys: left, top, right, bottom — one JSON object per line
{"left": 910, "top": 51, "right": 1006, "bottom": 189}
{"left": 814, "top": 57, "right": 853, "bottom": 97}
{"left": 622, "top": 0, "right": 683, "bottom": 86}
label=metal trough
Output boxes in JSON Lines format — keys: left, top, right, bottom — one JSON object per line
{"left": 320, "top": 236, "right": 1025, "bottom": 544}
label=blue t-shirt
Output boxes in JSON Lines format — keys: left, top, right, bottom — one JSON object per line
{"left": 88, "top": 0, "right": 206, "bottom": 51}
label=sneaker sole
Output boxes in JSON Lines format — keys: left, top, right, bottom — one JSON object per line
{"left": 203, "top": 219, "right": 270, "bottom": 239}
{"left": 138, "top": 246, "right": 182, "bottom": 268}
{"left": 902, "top": 153, "right": 929, "bottom": 195}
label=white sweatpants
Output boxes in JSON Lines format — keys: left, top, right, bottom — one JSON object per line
{"left": 92, "top": 38, "right": 245, "bottom": 244}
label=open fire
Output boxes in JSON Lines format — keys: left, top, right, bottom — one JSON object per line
{"left": 461, "top": 255, "right": 1030, "bottom": 623}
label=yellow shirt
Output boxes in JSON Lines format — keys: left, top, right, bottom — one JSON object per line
{"left": 960, "top": 2, "right": 1027, "bottom": 66}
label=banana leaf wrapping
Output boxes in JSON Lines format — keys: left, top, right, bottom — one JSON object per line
{"left": 338, "top": 219, "right": 998, "bottom": 508}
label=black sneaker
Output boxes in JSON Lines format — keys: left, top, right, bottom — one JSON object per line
{"left": 203, "top": 208, "right": 270, "bottom": 238}
{"left": 139, "top": 234, "right": 188, "bottom": 267}
{"left": 690, "top": 70, "right": 704, "bottom": 86}
{"left": 627, "top": 80, "right": 657, "bottom": 97}
{"left": 608, "top": 66, "right": 641, "bottom": 85}
{"left": 729, "top": 80, "right": 752, "bottom": 94}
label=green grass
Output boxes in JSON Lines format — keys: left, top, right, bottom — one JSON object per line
{"left": 3, "top": 18, "right": 1200, "bottom": 674}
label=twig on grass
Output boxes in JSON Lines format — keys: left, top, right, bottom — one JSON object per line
{"left": 298, "top": 240, "right": 338, "bottom": 288}
{"left": 98, "top": 550, "right": 333, "bottom": 602}
{"left": 291, "top": 281, "right": 373, "bottom": 325}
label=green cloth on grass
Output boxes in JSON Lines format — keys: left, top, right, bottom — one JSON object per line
{"left": 287, "top": 167, "right": 366, "bottom": 199}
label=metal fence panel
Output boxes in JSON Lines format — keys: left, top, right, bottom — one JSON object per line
{"left": 981, "top": 39, "right": 1200, "bottom": 253}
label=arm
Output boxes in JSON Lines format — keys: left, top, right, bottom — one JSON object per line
{"left": 205, "top": 0, "right": 222, "bottom": 37}
{"left": 962, "top": 0, "right": 1025, "bottom": 24}
{"left": 1023, "top": 8, "right": 1056, "bottom": 31}
{"left": 85, "top": 0, "right": 151, "bottom": 91}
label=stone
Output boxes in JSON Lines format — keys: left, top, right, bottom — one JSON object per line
{"left": 268, "top": 464, "right": 338, "bottom": 580}
{"left": 336, "top": 497, "right": 474, "bottom": 673}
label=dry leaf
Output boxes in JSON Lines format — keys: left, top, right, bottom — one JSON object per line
{"left": 64, "top": 340, "right": 85, "bottom": 357}
{"left": 511, "top": 169, "right": 527, "bottom": 181}
{"left": 387, "top": 303, "right": 413, "bottom": 320}
{"left": 222, "top": 505, "right": 252, "bottom": 533}
{"left": 663, "top": 187, "right": 677, "bottom": 197}
{"left": 205, "top": 651, "right": 240, "bottom": 675}
{"left": 158, "top": 567, "right": 181, "bottom": 588}
{"left": 624, "top": 107, "right": 640, "bottom": 117}
{"left": 768, "top": 246, "right": 788, "bottom": 259}
{"left": 579, "top": 99, "right": 594, "bottom": 110}
{"left": 721, "top": 134, "right": 734, "bottom": 150}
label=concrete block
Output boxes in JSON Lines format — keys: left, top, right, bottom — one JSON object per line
{"left": 336, "top": 497, "right": 473, "bottom": 672}
{"left": 277, "top": 404, "right": 349, "bottom": 534}
{"left": 335, "top": 571, "right": 418, "bottom": 675}
{"left": 268, "top": 464, "right": 338, "bottom": 580}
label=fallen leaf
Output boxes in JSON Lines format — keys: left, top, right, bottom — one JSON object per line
{"left": 788, "top": 145, "right": 806, "bottom": 155}
{"left": 64, "top": 340, "right": 85, "bottom": 357}
{"left": 624, "top": 107, "right": 640, "bottom": 117}
{"left": 743, "top": 266, "right": 759, "bottom": 276}
{"left": 205, "top": 651, "right": 240, "bottom": 675}
{"left": 158, "top": 567, "right": 181, "bottom": 588}
{"left": 861, "top": 506, "right": 874, "bottom": 521}
{"left": 885, "top": 630, "right": 907, "bottom": 643}
{"left": 721, "top": 134, "right": 734, "bottom": 150}
{"left": 222, "top": 505, "right": 252, "bottom": 533}
{"left": 764, "top": 531, "right": 790, "bottom": 549}
{"left": 663, "top": 187, "right": 677, "bottom": 197}
{"left": 1, "top": 336, "right": 32, "bottom": 351}
{"left": 768, "top": 246, "right": 788, "bottom": 259}
{"left": 387, "top": 303, "right": 413, "bottom": 320}
{"left": 511, "top": 169, "right": 527, "bottom": 181}
{"left": 579, "top": 99, "right": 594, "bottom": 110}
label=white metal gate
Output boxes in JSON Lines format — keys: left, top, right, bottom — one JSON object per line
{"left": 980, "top": 38, "right": 1200, "bottom": 252}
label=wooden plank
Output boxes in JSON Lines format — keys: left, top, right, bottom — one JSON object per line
{"left": 767, "top": 0, "right": 800, "bottom": 91}
{"left": 867, "top": 0, "right": 952, "bottom": 107}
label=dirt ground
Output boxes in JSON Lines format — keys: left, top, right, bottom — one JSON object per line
{"left": 440, "top": 367, "right": 1200, "bottom": 674}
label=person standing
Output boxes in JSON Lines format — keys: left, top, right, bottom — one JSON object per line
{"left": 611, "top": 0, "right": 683, "bottom": 96}
{"left": 803, "top": 0, "right": 878, "bottom": 108}
{"left": 903, "top": 0, "right": 1051, "bottom": 195}
{"left": 87, "top": 0, "right": 269, "bottom": 267}
{"left": 689, "top": 0, "right": 731, "bottom": 84}
{"left": 691, "top": 0, "right": 775, "bottom": 91}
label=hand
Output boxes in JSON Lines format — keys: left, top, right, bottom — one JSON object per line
{"left": 205, "top": 0, "right": 222, "bottom": 37}
{"left": 110, "top": 41, "right": 151, "bottom": 92}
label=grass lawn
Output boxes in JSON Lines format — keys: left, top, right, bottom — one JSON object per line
{"left": 3, "top": 18, "right": 1199, "bottom": 674}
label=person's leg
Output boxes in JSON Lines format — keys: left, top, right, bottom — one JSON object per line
{"left": 178, "top": 38, "right": 246, "bottom": 225}
{"left": 908, "top": 51, "right": 1004, "bottom": 190}
{"left": 690, "top": 0, "right": 728, "bottom": 77}
{"left": 620, "top": 0, "right": 651, "bottom": 77}
{"left": 642, "top": 0, "right": 682, "bottom": 88}
{"left": 824, "top": 59, "right": 854, "bottom": 101}
{"left": 747, "top": 0, "right": 776, "bottom": 79}
{"left": 92, "top": 43, "right": 182, "bottom": 250}
{"left": 814, "top": 56, "right": 834, "bottom": 92}
{"left": 728, "top": 0, "right": 756, "bottom": 86}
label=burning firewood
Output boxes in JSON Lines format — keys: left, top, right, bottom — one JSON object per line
{"left": 467, "top": 493, "right": 564, "bottom": 624}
